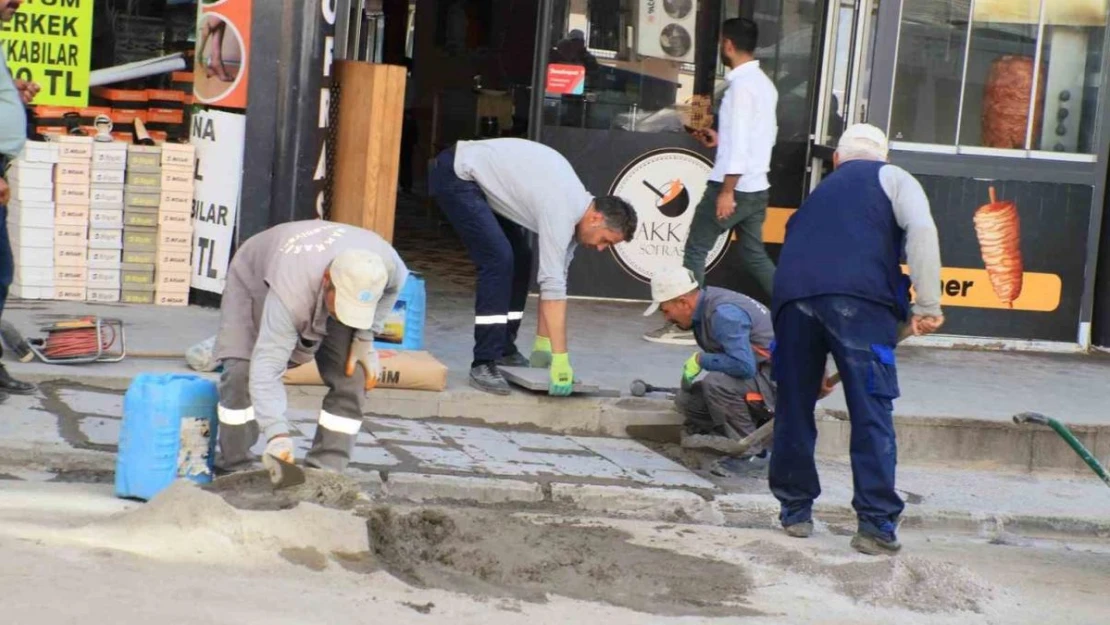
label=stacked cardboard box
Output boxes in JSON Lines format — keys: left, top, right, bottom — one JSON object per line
{"left": 155, "top": 143, "right": 195, "bottom": 306}
{"left": 52, "top": 136, "right": 93, "bottom": 301}
{"left": 121, "top": 146, "right": 161, "bottom": 305}
{"left": 87, "top": 142, "right": 128, "bottom": 303}
{"left": 8, "top": 141, "right": 59, "bottom": 300}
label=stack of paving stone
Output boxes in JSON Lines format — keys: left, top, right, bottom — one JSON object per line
{"left": 86, "top": 141, "right": 128, "bottom": 302}
{"left": 51, "top": 136, "right": 94, "bottom": 302}
{"left": 121, "top": 145, "right": 161, "bottom": 305}
{"left": 7, "top": 141, "right": 58, "bottom": 300}
{"left": 154, "top": 143, "right": 195, "bottom": 306}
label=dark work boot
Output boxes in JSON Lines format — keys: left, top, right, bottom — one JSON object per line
{"left": 495, "top": 351, "right": 529, "bottom": 368}
{"left": 0, "top": 365, "right": 36, "bottom": 395}
{"left": 469, "top": 363, "right": 511, "bottom": 396}
{"left": 851, "top": 531, "right": 902, "bottom": 556}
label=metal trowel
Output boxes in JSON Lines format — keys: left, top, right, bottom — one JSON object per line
{"left": 262, "top": 453, "right": 306, "bottom": 489}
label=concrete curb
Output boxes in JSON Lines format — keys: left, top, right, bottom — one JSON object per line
{"left": 382, "top": 472, "right": 545, "bottom": 504}
{"left": 550, "top": 483, "right": 725, "bottom": 525}
{"left": 369, "top": 472, "right": 1109, "bottom": 540}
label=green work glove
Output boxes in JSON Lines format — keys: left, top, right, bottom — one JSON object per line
{"left": 549, "top": 353, "right": 574, "bottom": 396}
{"left": 682, "top": 352, "right": 702, "bottom": 386}
{"left": 530, "top": 335, "right": 553, "bottom": 368}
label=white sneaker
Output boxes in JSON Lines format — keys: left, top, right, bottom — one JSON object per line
{"left": 643, "top": 322, "right": 696, "bottom": 346}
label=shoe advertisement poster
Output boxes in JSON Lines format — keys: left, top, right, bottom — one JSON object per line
{"left": 194, "top": 0, "right": 252, "bottom": 110}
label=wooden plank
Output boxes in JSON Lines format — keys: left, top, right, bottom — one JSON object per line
{"left": 498, "top": 366, "right": 619, "bottom": 397}
{"left": 332, "top": 61, "right": 407, "bottom": 242}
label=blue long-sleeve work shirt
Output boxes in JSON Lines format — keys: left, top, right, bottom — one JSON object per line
{"left": 693, "top": 297, "right": 757, "bottom": 379}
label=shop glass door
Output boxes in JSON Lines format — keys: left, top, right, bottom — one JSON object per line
{"left": 807, "top": 0, "right": 882, "bottom": 191}
{"left": 537, "top": 0, "right": 826, "bottom": 301}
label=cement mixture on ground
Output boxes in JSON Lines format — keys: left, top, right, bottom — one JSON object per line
{"left": 70, "top": 476, "right": 997, "bottom": 618}
{"left": 2, "top": 479, "right": 1107, "bottom": 624}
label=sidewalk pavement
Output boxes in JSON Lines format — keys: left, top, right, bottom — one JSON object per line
{"left": 3, "top": 380, "right": 1108, "bottom": 539}
{"left": 6, "top": 294, "right": 1110, "bottom": 427}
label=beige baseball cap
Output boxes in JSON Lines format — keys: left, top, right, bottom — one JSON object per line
{"left": 838, "top": 123, "right": 889, "bottom": 160}
{"left": 643, "top": 266, "right": 699, "bottom": 316}
{"left": 329, "top": 250, "right": 389, "bottom": 330}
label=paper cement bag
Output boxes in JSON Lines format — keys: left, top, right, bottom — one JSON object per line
{"left": 282, "top": 350, "right": 448, "bottom": 392}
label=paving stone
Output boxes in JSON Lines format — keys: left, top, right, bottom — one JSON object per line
{"left": 349, "top": 445, "right": 401, "bottom": 467}
{"left": 573, "top": 437, "right": 689, "bottom": 472}
{"left": 427, "top": 422, "right": 511, "bottom": 442}
{"left": 506, "top": 431, "right": 587, "bottom": 452}
{"left": 455, "top": 437, "right": 541, "bottom": 464}
{"left": 0, "top": 408, "right": 62, "bottom": 445}
{"left": 474, "top": 461, "right": 557, "bottom": 478}
{"left": 57, "top": 389, "right": 122, "bottom": 417}
{"left": 540, "top": 453, "right": 634, "bottom": 480}
{"left": 286, "top": 408, "right": 318, "bottom": 423}
{"left": 397, "top": 444, "right": 481, "bottom": 472}
{"left": 366, "top": 417, "right": 444, "bottom": 444}
{"left": 79, "top": 417, "right": 120, "bottom": 447}
{"left": 385, "top": 472, "right": 545, "bottom": 503}
{"left": 551, "top": 483, "right": 725, "bottom": 525}
{"left": 627, "top": 469, "right": 717, "bottom": 490}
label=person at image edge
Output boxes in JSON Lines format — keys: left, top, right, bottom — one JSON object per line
{"left": 645, "top": 17, "right": 779, "bottom": 346}
{"left": 769, "top": 123, "right": 945, "bottom": 556}
{"left": 0, "top": 0, "right": 41, "bottom": 400}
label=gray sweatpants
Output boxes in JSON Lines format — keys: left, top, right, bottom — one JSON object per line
{"left": 675, "top": 369, "right": 775, "bottom": 440}
{"left": 215, "top": 317, "right": 366, "bottom": 473}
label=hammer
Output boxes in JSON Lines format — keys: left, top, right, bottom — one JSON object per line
{"left": 630, "top": 379, "right": 681, "bottom": 397}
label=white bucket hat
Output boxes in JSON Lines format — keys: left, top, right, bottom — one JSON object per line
{"left": 643, "top": 266, "right": 699, "bottom": 316}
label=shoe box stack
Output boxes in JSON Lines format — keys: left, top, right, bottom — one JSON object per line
{"left": 52, "top": 136, "right": 95, "bottom": 302}
{"left": 154, "top": 143, "right": 195, "bottom": 307}
{"left": 121, "top": 146, "right": 162, "bottom": 305}
{"left": 86, "top": 141, "right": 129, "bottom": 303}
{"left": 7, "top": 141, "right": 59, "bottom": 300}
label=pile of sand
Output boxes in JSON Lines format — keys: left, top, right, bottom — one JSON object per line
{"left": 67, "top": 480, "right": 369, "bottom": 563}
{"left": 364, "top": 506, "right": 757, "bottom": 617}
{"left": 741, "top": 539, "right": 995, "bottom": 614}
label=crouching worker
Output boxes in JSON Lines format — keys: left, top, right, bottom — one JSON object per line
{"left": 213, "top": 220, "right": 408, "bottom": 474}
{"left": 643, "top": 267, "right": 776, "bottom": 475}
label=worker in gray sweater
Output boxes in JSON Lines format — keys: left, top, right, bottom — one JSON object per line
{"left": 429, "top": 138, "right": 637, "bottom": 396}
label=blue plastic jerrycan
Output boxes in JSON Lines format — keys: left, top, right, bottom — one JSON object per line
{"left": 115, "top": 373, "right": 220, "bottom": 501}
{"left": 373, "top": 272, "right": 426, "bottom": 351}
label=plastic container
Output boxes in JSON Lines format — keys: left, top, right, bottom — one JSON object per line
{"left": 373, "top": 272, "right": 426, "bottom": 351}
{"left": 115, "top": 373, "right": 219, "bottom": 500}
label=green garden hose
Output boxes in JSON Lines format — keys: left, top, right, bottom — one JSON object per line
{"left": 1013, "top": 412, "right": 1110, "bottom": 489}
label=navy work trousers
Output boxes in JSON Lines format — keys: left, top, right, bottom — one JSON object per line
{"left": 429, "top": 148, "right": 532, "bottom": 365}
{"left": 0, "top": 204, "right": 12, "bottom": 331}
{"left": 769, "top": 295, "right": 904, "bottom": 539}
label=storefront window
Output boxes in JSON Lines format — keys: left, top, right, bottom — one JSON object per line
{"left": 890, "top": 0, "right": 1107, "bottom": 157}
{"left": 543, "top": 0, "right": 706, "bottom": 133}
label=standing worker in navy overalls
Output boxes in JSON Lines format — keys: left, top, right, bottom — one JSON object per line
{"left": 769, "top": 124, "right": 945, "bottom": 555}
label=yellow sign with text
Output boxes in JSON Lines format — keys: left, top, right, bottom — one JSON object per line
{"left": 902, "top": 266, "right": 1062, "bottom": 312}
{"left": 0, "top": 0, "right": 94, "bottom": 107}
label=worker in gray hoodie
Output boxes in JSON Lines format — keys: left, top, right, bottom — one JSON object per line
{"left": 430, "top": 138, "right": 637, "bottom": 396}
{"left": 213, "top": 220, "right": 408, "bottom": 474}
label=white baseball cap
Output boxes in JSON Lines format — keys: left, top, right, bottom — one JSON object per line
{"left": 838, "top": 123, "right": 889, "bottom": 160}
{"left": 643, "top": 266, "right": 699, "bottom": 316}
{"left": 329, "top": 250, "right": 389, "bottom": 330}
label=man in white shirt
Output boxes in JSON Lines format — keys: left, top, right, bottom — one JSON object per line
{"left": 645, "top": 18, "right": 778, "bottom": 345}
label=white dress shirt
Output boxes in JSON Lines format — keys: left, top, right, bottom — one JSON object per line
{"left": 709, "top": 60, "right": 778, "bottom": 192}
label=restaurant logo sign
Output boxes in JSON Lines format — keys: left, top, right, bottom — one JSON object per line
{"left": 608, "top": 148, "right": 729, "bottom": 282}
